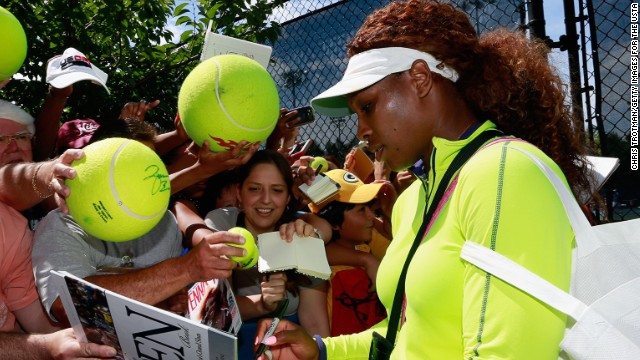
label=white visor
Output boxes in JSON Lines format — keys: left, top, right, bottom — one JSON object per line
{"left": 310, "top": 47, "right": 458, "bottom": 117}
{"left": 46, "top": 47, "right": 110, "bottom": 95}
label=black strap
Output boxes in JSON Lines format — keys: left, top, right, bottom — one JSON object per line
{"left": 384, "top": 129, "right": 503, "bottom": 346}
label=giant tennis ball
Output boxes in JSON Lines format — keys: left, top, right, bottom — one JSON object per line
{"left": 177, "top": 54, "right": 280, "bottom": 152}
{"left": 0, "top": 6, "right": 27, "bottom": 81}
{"left": 227, "top": 227, "right": 258, "bottom": 269}
{"left": 65, "top": 138, "right": 171, "bottom": 242}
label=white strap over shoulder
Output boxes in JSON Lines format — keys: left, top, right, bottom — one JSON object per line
{"left": 460, "top": 146, "right": 591, "bottom": 320}
{"left": 508, "top": 147, "right": 599, "bottom": 254}
{"left": 460, "top": 241, "right": 587, "bottom": 320}
{"left": 461, "top": 145, "right": 640, "bottom": 359}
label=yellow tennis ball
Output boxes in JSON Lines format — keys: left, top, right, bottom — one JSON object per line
{"left": 0, "top": 6, "right": 27, "bottom": 81}
{"left": 177, "top": 54, "right": 280, "bottom": 152}
{"left": 309, "top": 157, "right": 328, "bottom": 173}
{"left": 65, "top": 138, "right": 171, "bottom": 242}
{"left": 227, "top": 227, "right": 258, "bottom": 270}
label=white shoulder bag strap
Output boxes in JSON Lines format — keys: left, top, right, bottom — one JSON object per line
{"left": 460, "top": 146, "right": 590, "bottom": 321}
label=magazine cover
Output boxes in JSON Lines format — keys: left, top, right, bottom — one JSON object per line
{"left": 187, "top": 278, "right": 242, "bottom": 335}
{"left": 52, "top": 270, "right": 237, "bottom": 360}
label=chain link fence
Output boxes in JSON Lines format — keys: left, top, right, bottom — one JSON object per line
{"left": 265, "top": 0, "right": 636, "bottom": 220}
{"left": 266, "top": 0, "right": 527, "bottom": 164}
{"left": 577, "top": 0, "right": 637, "bottom": 220}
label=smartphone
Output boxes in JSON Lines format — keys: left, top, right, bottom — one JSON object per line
{"left": 288, "top": 139, "right": 313, "bottom": 159}
{"left": 285, "top": 106, "right": 315, "bottom": 128}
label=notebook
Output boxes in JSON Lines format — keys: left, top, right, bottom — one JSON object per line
{"left": 257, "top": 232, "right": 331, "bottom": 280}
{"left": 200, "top": 20, "right": 272, "bottom": 68}
{"left": 298, "top": 173, "right": 341, "bottom": 207}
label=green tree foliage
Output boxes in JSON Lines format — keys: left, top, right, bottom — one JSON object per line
{"left": 1, "top": 0, "right": 285, "bottom": 131}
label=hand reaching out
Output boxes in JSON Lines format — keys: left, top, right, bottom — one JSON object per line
{"left": 46, "top": 328, "right": 117, "bottom": 359}
{"left": 120, "top": 99, "right": 161, "bottom": 121}
{"left": 254, "top": 319, "right": 319, "bottom": 360}
{"left": 187, "top": 140, "right": 260, "bottom": 176}
{"left": 43, "top": 149, "right": 84, "bottom": 213}
{"left": 292, "top": 156, "right": 316, "bottom": 186}
{"left": 371, "top": 180, "right": 397, "bottom": 220}
{"left": 174, "top": 113, "right": 189, "bottom": 142}
{"left": 278, "top": 219, "right": 318, "bottom": 242}
{"left": 392, "top": 169, "right": 417, "bottom": 194}
{"left": 267, "top": 108, "right": 301, "bottom": 152}
{"left": 0, "top": 78, "right": 10, "bottom": 90}
{"left": 183, "top": 230, "right": 248, "bottom": 282}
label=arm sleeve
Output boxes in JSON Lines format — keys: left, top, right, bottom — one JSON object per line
{"left": 31, "top": 212, "right": 99, "bottom": 314}
{"left": 204, "top": 207, "right": 239, "bottom": 231}
{"left": 455, "top": 142, "right": 573, "bottom": 360}
{"left": 323, "top": 318, "right": 388, "bottom": 360}
{"left": 0, "top": 205, "right": 39, "bottom": 313}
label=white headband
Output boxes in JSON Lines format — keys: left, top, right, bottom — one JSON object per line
{"left": 310, "top": 47, "right": 458, "bottom": 117}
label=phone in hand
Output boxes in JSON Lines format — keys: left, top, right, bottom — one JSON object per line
{"left": 288, "top": 139, "right": 313, "bottom": 160}
{"left": 285, "top": 106, "right": 315, "bottom": 128}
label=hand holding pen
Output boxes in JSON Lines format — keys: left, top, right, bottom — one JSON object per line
{"left": 255, "top": 298, "right": 289, "bottom": 358}
{"left": 254, "top": 309, "right": 320, "bottom": 360}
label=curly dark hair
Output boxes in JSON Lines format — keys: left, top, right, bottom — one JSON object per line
{"left": 347, "top": 0, "right": 592, "bottom": 198}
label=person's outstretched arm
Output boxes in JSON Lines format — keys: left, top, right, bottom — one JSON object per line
{"left": 168, "top": 141, "right": 258, "bottom": 195}
{"left": 0, "top": 328, "right": 116, "bottom": 360}
{"left": 0, "top": 149, "right": 81, "bottom": 211}
{"left": 33, "top": 85, "right": 72, "bottom": 161}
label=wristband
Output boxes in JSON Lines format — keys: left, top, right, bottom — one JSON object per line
{"left": 313, "top": 335, "right": 327, "bottom": 360}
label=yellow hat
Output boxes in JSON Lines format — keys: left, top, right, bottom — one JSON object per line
{"left": 309, "top": 169, "right": 384, "bottom": 213}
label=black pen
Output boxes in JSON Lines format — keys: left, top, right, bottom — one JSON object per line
{"left": 315, "top": 163, "right": 323, "bottom": 176}
{"left": 255, "top": 298, "right": 289, "bottom": 359}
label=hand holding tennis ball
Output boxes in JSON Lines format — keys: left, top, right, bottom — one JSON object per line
{"left": 227, "top": 227, "right": 258, "bottom": 269}
{"left": 309, "top": 156, "right": 328, "bottom": 173}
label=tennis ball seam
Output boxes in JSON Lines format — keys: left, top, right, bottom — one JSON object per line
{"left": 212, "top": 57, "right": 274, "bottom": 133}
{"left": 109, "top": 140, "right": 165, "bottom": 221}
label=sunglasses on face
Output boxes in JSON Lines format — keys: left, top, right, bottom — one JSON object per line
{"left": 0, "top": 132, "right": 34, "bottom": 147}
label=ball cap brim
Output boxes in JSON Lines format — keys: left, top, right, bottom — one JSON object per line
{"left": 46, "top": 47, "right": 110, "bottom": 94}
{"left": 309, "top": 169, "right": 385, "bottom": 213}
{"left": 310, "top": 47, "right": 459, "bottom": 118}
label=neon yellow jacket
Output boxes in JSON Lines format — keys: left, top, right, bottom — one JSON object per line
{"left": 323, "top": 121, "right": 573, "bottom": 359}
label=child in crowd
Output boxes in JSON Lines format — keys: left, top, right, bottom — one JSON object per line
{"left": 308, "top": 169, "right": 390, "bottom": 336}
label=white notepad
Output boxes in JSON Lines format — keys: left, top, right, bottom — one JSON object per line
{"left": 257, "top": 232, "right": 331, "bottom": 280}
{"left": 200, "top": 20, "right": 273, "bottom": 68}
{"left": 298, "top": 173, "right": 341, "bottom": 207}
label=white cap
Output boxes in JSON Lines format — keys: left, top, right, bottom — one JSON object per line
{"left": 311, "top": 47, "right": 458, "bottom": 117}
{"left": 46, "top": 47, "right": 110, "bottom": 94}
{"left": 0, "top": 100, "right": 34, "bottom": 134}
